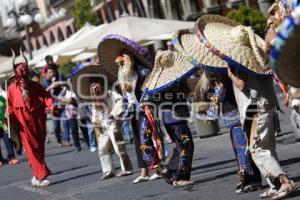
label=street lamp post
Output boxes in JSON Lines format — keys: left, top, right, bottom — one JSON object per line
{"left": 6, "top": 0, "right": 44, "bottom": 60}
{"left": 25, "top": 23, "right": 32, "bottom": 60}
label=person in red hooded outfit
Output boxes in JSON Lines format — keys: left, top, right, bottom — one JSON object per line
{"left": 7, "top": 50, "right": 53, "bottom": 187}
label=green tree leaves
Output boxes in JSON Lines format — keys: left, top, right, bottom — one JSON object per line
{"left": 226, "top": 5, "right": 267, "bottom": 37}
{"left": 73, "top": 0, "right": 98, "bottom": 29}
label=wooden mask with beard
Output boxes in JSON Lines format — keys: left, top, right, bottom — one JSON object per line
{"left": 115, "top": 53, "right": 136, "bottom": 95}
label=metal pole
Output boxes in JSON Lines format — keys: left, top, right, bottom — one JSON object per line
{"left": 25, "top": 25, "right": 33, "bottom": 60}
{"left": 4, "top": 80, "right": 11, "bottom": 139}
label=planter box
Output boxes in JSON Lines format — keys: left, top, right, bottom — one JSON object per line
{"left": 194, "top": 119, "right": 220, "bottom": 138}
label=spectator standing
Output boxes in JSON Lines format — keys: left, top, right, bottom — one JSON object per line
{"left": 42, "top": 65, "right": 65, "bottom": 147}
{"left": 0, "top": 95, "right": 19, "bottom": 166}
{"left": 58, "top": 85, "right": 82, "bottom": 151}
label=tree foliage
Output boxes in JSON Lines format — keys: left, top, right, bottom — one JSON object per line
{"left": 226, "top": 5, "right": 267, "bottom": 37}
{"left": 59, "top": 61, "right": 76, "bottom": 78}
{"left": 73, "top": 0, "right": 97, "bottom": 29}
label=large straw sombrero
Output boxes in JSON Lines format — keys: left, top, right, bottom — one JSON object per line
{"left": 270, "top": 5, "right": 300, "bottom": 87}
{"left": 196, "top": 15, "right": 270, "bottom": 74}
{"left": 172, "top": 30, "right": 228, "bottom": 73}
{"left": 69, "top": 64, "right": 115, "bottom": 100}
{"left": 98, "top": 34, "right": 154, "bottom": 79}
{"left": 142, "top": 50, "right": 197, "bottom": 94}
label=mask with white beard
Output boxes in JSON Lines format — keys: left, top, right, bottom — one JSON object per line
{"left": 195, "top": 71, "right": 211, "bottom": 101}
{"left": 116, "top": 54, "right": 136, "bottom": 95}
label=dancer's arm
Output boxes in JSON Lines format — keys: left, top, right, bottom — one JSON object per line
{"left": 227, "top": 67, "right": 247, "bottom": 92}
{"left": 110, "top": 91, "right": 122, "bottom": 119}
{"left": 38, "top": 83, "right": 54, "bottom": 114}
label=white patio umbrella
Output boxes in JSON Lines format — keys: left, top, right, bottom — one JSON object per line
{"left": 55, "top": 16, "right": 194, "bottom": 53}
{"left": 28, "top": 23, "right": 97, "bottom": 66}
{"left": 53, "top": 23, "right": 108, "bottom": 54}
{"left": 100, "top": 16, "right": 194, "bottom": 42}
{"left": 0, "top": 23, "right": 97, "bottom": 76}
{"left": 142, "top": 32, "right": 173, "bottom": 41}
{"left": 71, "top": 52, "right": 97, "bottom": 62}
{"left": 0, "top": 17, "right": 194, "bottom": 77}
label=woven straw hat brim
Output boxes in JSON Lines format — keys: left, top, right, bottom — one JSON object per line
{"left": 270, "top": 6, "right": 300, "bottom": 87}
{"left": 173, "top": 30, "right": 228, "bottom": 71}
{"left": 70, "top": 65, "right": 115, "bottom": 100}
{"left": 98, "top": 34, "right": 153, "bottom": 79}
{"left": 196, "top": 15, "right": 268, "bottom": 74}
{"left": 142, "top": 51, "right": 195, "bottom": 92}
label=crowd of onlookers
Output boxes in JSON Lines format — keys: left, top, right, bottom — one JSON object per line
{"left": 0, "top": 54, "right": 135, "bottom": 167}
{"left": 1, "top": 51, "right": 300, "bottom": 167}
{"left": 39, "top": 55, "right": 135, "bottom": 152}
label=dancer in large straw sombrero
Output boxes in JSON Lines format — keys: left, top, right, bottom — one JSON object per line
{"left": 172, "top": 30, "right": 262, "bottom": 193}
{"left": 265, "top": 0, "right": 299, "bottom": 107}
{"left": 7, "top": 49, "right": 53, "bottom": 186}
{"left": 69, "top": 64, "right": 133, "bottom": 180}
{"left": 195, "top": 15, "right": 298, "bottom": 199}
{"left": 141, "top": 50, "right": 196, "bottom": 187}
{"left": 270, "top": 2, "right": 300, "bottom": 143}
{"left": 269, "top": 2, "right": 300, "bottom": 88}
{"left": 98, "top": 35, "right": 154, "bottom": 183}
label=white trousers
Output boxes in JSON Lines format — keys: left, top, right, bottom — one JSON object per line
{"left": 248, "top": 108, "right": 284, "bottom": 181}
{"left": 97, "top": 121, "right": 132, "bottom": 174}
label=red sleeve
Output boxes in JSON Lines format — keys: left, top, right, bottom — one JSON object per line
{"left": 45, "top": 92, "right": 54, "bottom": 113}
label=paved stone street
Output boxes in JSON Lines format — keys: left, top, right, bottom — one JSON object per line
{"left": 1, "top": 96, "right": 300, "bottom": 200}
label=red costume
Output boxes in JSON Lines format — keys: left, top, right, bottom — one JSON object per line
{"left": 7, "top": 61, "right": 53, "bottom": 181}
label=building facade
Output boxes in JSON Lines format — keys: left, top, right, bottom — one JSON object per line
{"left": 92, "top": 0, "right": 202, "bottom": 22}
{"left": 0, "top": 0, "right": 76, "bottom": 55}
{"left": 0, "top": 0, "right": 272, "bottom": 56}
{"left": 91, "top": 0, "right": 270, "bottom": 23}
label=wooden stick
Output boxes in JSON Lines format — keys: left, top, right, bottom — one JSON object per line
{"left": 4, "top": 80, "right": 11, "bottom": 139}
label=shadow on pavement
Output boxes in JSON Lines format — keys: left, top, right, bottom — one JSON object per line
{"left": 286, "top": 189, "right": 300, "bottom": 199}
{"left": 193, "top": 170, "right": 237, "bottom": 186}
{"left": 192, "top": 164, "right": 236, "bottom": 176}
{"left": 280, "top": 157, "right": 300, "bottom": 166}
{"left": 289, "top": 175, "right": 300, "bottom": 183}
{"left": 191, "top": 159, "right": 236, "bottom": 171}
{"left": 276, "top": 131, "right": 294, "bottom": 137}
{"left": 51, "top": 165, "right": 89, "bottom": 175}
{"left": 141, "top": 192, "right": 170, "bottom": 199}
{"left": 50, "top": 170, "right": 101, "bottom": 185}
{"left": 46, "top": 149, "right": 76, "bottom": 158}
{"left": 190, "top": 156, "right": 208, "bottom": 162}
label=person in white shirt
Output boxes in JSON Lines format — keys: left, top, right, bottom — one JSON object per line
{"left": 58, "top": 86, "right": 81, "bottom": 151}
{"left": 289, "top": 87, "right": 300, "bottom": 141}
{"left": 90, "top": 82, "right": 133, "bottom": 180}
